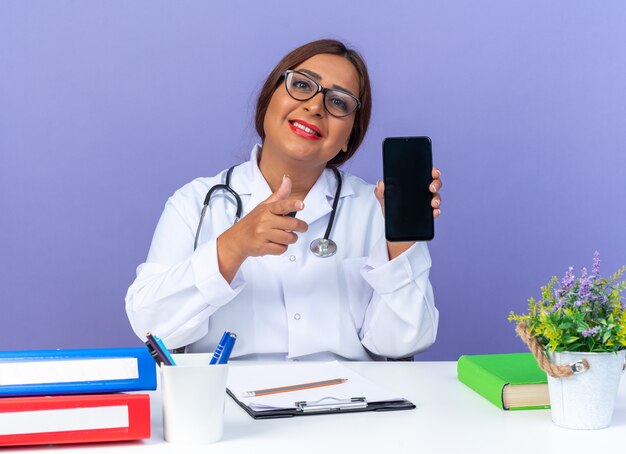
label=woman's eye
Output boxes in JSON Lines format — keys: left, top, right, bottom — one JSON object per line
{"left": 292, "top": 79, "right": 313, "bottom": 91}
{"left": 329, "top": 96, "right": 349, "bottom": 112}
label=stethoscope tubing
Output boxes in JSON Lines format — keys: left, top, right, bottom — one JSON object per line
{"left": 323, "top": 167, "right": 341, "bottom": 241}
{"left": 194, "top": 166, "right": 341, "bottom": 256}
{"left": 194, "top": 166, "right": 241, "bottom": 251}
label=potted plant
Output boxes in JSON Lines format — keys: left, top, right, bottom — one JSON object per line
{"left": 509, "top": 252, "right": 626, "bottom": 429}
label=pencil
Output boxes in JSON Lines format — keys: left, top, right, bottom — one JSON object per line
{"left": 241, "top": 378, "right": 347, "bottom": 398}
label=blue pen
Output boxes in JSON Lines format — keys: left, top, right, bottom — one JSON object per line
{"left": 210, "top": 331, "right": 230, "bottom": 365}
{"left": 152, "top": 334, "right": 176, "bottom": 366}
{"left": 217, "top": 333, "right": 237, "bottom": 364}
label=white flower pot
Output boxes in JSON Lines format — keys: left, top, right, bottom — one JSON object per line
{"left": 547, "top": 350, "right": 626, "bottom": 430}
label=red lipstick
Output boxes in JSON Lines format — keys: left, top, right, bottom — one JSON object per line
{"left": 289, "top": 119, "right": 323, "bottom": 140}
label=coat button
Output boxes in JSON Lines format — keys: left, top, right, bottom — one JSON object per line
{"left": 294, "top": 313, "right": 301, "bottom": 320}
{"left": 289, "top": 255, "right": 296, "bottom": 262}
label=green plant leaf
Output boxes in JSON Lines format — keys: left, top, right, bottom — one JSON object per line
{"left": 563, "top": 335, "right": 579, "bottom": 344}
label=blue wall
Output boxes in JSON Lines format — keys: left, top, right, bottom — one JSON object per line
{"left": 1, "top": 1, "right": 625, "bottom": 359}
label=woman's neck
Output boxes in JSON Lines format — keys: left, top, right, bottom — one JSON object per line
{"left": 258, "top": 147, "right": 326, "bottom": 199}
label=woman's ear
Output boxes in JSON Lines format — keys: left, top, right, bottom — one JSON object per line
{"left": 342, "top": 133, "right": 351, "bottom": 153}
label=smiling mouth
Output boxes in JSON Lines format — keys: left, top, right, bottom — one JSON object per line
{"left": 289, "top": 120, "right": 322, "bottom": 138}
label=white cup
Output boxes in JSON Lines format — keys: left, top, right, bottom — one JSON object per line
{"left": 161, "top": 353, "right": 229, "bottom": 444}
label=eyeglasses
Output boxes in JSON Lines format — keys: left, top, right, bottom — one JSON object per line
{"left": 283, "top": 70, "right": 361, "bottom": 118}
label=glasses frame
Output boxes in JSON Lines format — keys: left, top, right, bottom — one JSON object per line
{"left": 282, "top": 70, "right": 361, "bottom": 118}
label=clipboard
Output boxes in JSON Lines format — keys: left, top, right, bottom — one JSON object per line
{"left": 227, "top": 389, "right": 415, "bottom": 419}
{"left": 226, "top": 361, "right": 416, "bottom": 419}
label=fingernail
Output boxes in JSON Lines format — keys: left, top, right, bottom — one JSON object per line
{"left": 430, "top": 184, "right": 436, "bottom": 192}
{"left": 283, "top": 175, "right": 290, "bottom": 181}
{"left": 296, "top": 201, "right": 304, "bottom": 210}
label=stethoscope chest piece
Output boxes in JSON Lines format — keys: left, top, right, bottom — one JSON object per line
{"left": 310, "top": 238, "right": 337, "bottom": 258}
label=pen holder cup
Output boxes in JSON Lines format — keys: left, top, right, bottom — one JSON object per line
{"left": 161, "top": 354, "right": 229, "bottom": 444}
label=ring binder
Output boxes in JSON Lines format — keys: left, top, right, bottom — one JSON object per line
{"left": 0, "top": 348, "right": 156, "bottom": 397}
{"left": 295, "top": 397, "right": 367, "bottom": 413}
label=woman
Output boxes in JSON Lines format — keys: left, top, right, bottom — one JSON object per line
{"left": 126, "top": 39, "right": 443, "bottom": 361}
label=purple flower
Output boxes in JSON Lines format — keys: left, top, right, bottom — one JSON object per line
{"left": 552, "top": 299, "right": 565, "bottom": 312}
{"left": 582, "top": 327, "right": 600, "bottom": 337}
{"left": 574, "top": 299, "right": 583, "bottom": 307}
{"left": 560, "top": 266, "right": 575, "bottom": 293}
{"left": 579, "top": 279, "right": 591, "bottom": 298}
{"left": 578, "top": 269, "right": 591, "bottom": 301}
{"left": 592, "top": 251, "right": 601, "bottom": 277}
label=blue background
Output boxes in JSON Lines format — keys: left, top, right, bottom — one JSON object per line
{"left": 1, "top": 1, "right": 625, "bottom": 359}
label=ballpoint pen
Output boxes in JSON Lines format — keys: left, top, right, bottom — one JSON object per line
{"left": 210, "top": 331, "right": 231, "bottom": 365}
{"left": 145, "top": 332, "right": 175, "bottom": 366}
{"left": 144, "top": 337, "right": 164, "bottom": 366}
{"left": 241, "top": 378, "right": 347, "bottom": 398}
{"left": 217, "top": 333, "right": 237, "bottom": 365}
{"left": 152, "top": 334, "right": 176, "bottom": 366}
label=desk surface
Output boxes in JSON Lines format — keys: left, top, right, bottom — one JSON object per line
{"left": 8, "top": 361, "right": 626, "bottom": 453}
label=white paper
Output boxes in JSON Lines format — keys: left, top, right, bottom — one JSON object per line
{"left": 0, "top": 405, "right": 129, "bottom": 435}
{"left": 0, "top": 358, "right": 139, "bottom": 386}
{"left": 227, "top": 361, "right": 403, "bottom": 411}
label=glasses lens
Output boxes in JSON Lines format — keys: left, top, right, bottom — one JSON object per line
{"left": 324, "top": 90, "right": 359, "bottom": 117}
{"left": 284, "top": 71, "right": 360, "bottom": 117}
{"left": 285, "top": 71, "right": 317, "bottom": 100}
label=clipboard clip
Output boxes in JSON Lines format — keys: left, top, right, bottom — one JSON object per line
{"left": 295, "top": 396, "right": 367, "bottom": 413}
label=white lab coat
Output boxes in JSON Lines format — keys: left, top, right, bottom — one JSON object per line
{"left": 125, "top": 145, "right": 438, "bottom": 360}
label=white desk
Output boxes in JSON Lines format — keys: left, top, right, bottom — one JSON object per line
{"left": 9, "top": 361, "right": 626, "bottom": 453}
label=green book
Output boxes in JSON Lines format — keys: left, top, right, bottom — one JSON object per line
{"left": 457, "top": 352, "right": 549, "bottom": 411}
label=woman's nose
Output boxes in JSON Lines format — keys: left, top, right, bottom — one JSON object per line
{"left": 303, "top": 92, "right": 325, "bottom": 116}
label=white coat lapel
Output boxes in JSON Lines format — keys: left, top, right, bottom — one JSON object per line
{"left": 297, "top": 170, "right": 333, "bottom": 225}
{"left": 299, "top": 168, "right": 355, "bottom": 226}
{"left": 237, "top": 145, "right": 356, "bottom": 224}
{"left": 238, "top": 145, "right": 272, "bottom": 216}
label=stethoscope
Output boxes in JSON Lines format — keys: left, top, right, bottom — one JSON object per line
{"left": 194, "top": 165, "right": 342, "bottom": 258}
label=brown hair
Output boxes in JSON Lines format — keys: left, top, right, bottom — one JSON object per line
{"left": 255, "top": 39, "right": 372, "bottom": 168}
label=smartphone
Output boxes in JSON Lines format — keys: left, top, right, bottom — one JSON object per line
{"left": 382, "top": 136, "right": 434, "bottom": 242}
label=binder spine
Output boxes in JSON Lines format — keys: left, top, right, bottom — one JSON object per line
{"left": 0, "top": 347, "right": 157, "bottom": 396}
{"left": 0, "top": 394, "right": 151, "bottom": 446}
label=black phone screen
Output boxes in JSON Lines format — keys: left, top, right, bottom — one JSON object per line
{"left": 383, "top": 136, "right": 434, "bottom": 242}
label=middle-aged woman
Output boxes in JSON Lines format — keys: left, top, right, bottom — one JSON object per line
{"left": 126, "top": 39, "right": 443, "bottom": 361}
